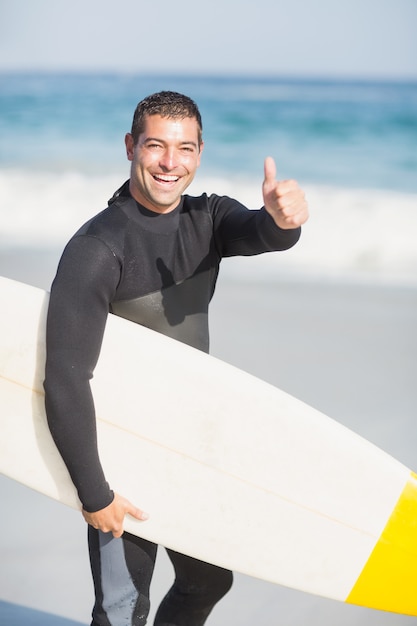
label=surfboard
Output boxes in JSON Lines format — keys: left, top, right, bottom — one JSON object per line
{"left": 1, "top": 275, "right": 417, "bottom": 616}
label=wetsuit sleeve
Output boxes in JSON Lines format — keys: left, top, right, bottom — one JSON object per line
{"left": 210, "top": 195, "right": 301, "bottom": 257}
{"left": 44, "top": 235, "right": 121, "bottom": 512}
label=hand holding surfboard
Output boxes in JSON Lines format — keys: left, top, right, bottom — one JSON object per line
{"left": 82, "top": 493, "right": 149, "bottom": 539}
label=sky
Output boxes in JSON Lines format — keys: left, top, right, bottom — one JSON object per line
{"left": 0, "top": 0, "right": 416, "bottom": 79}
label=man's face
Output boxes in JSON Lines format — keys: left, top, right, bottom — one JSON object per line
{"left": 125, "top": 114, "right": 203, "bottom": 214}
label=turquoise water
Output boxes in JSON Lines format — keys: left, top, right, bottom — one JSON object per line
{"left": 1, "top": 73, "right": 416, "bottom": 283}
{"left": 1, "top": 72, "right": 416, "bottom": 191}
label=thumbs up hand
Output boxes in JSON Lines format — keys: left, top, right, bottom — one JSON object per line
{"left": 262, "top": 157, "right": 309, "bottom": 230}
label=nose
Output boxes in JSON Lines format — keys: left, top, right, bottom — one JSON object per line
{"left": 159, "top": 147, "right": 178, "bottom": 171}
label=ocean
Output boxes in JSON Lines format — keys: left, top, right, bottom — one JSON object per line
{"left": 1, "top": 72, "right": 417, "bottom": 285}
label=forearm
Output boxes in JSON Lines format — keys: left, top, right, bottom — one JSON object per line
{"left": 256, "top": 207, "right": 301, "bottom": 251}
{"left": 44, "top": 358, "right": 114, "bottom": 511}
{"left": 213, "top": 194, "right": 301, "bottom": 257}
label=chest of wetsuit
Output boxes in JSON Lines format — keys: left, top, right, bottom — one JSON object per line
{"left": 44, "top": 181, "right": 301, "bottom": 511}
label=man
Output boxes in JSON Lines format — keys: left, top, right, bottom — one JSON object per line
{"left": 44, "top": 91, "right": 309, "bottom": 626}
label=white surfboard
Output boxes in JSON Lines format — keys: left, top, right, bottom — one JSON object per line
{"left": 1, "top": 276, "right": 417, "bottom": 616}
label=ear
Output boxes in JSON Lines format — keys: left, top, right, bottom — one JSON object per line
{"left": 125, "top": 133, "right": 135, "bottom": 161}
{"left": 197, "top": 140, "right": 204, "bottom": 166}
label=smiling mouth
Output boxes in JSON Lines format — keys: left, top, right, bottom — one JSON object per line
{"left": 153, "top": 174, "right": 180, "bottom": 184}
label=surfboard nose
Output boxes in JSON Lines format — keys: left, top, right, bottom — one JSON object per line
{"left": 346, "top": 471, "right": 417, "bottom": 615}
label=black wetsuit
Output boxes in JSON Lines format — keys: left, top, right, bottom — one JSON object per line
{"left": 44, "top": 181, "right": 301, "bottom": 626}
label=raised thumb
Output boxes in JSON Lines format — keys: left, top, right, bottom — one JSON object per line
{"left": 263, "top": 156, "right": 276, "bottom": 185}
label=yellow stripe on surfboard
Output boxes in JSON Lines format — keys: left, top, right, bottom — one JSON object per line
{"left": 347, "top": 472, "right": 417, "bottom": 615}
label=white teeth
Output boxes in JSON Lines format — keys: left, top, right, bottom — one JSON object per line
{"left": 154, "top": 174, "right": 179, "bottom": 182}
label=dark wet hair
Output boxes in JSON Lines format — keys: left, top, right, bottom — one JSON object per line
{"left": 130, "top": 91, "right": 203, "bottom": 146}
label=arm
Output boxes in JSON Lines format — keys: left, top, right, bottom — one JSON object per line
{"left": 212, "top": 158, "right": 308, "bottom": 258}
{"left": 44, "top": 235, "right": 147, "bottom": 536}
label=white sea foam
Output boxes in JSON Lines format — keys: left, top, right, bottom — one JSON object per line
{"left": 1, "top": 169, "right": 416, "bottom": 286}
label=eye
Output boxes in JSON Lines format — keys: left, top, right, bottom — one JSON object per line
{"left": 143, "top": 141, "right": 164, "bottom": 151}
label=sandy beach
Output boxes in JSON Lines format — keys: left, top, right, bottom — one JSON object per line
{"left": 1, "top": 249, "right": 416, "bottom": 625}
